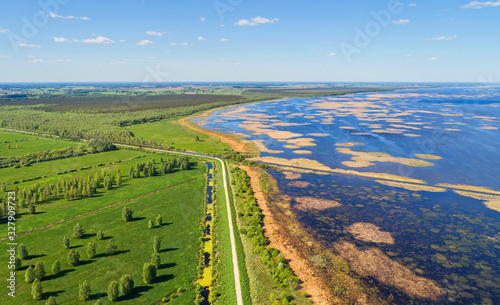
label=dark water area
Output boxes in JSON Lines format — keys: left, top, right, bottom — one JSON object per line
{"left": 199, "top": 87, "right": 500, "bottom": 304}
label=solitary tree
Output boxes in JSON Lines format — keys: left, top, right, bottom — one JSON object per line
{"left": 155, "top": 214, "right": 162, "bottom": 227}
{"left": 96, "top": 230, "right": 104, "bottom": 240}
{"left": 151, "top": 252, "right": 161, "bottom": 269}
{"left": 63, "top": 236, "right": 70, "bottom": 249}
{"left": 116, "top": 170, "right": 122, "bottom": 187}
{"left": 18, "top": 243, "right": 28, "bottom": 260}
{"left": 119, "top": 274, "right": 134, "bottom": 296}
{"left": 34, "top": 261, "right": 46, "bottom": 280}
{"left": 87, "top": 241, "right": 97, "bottom": 259}
{"left": 31, "top": 278, "right": 43, "bottom": 300}
{"left": 73, "top": 223, "right": 85, "bottom": 239}
{"left": 79, "top": 280, "right": 91, "bottom": 301}
{"left": 143, "top": 263, "right": 156, "bottom": 284}
{"left": 108, "top": 280, "right": 119, "bottom": 302}
{"left": 68, "top": 250, "right": 80, "bottom": 266}
{"left": 148, "top": 219, "right": 154, "bottom": 229}
{"left": 52, "top": 260, "right": 60, "bottom": 276}
{"left": 153, "top": 236, "right": 161, "bottom": 253}
{"left": 122, "top": 207, "right": 133, "bottom": 222}
{"left": 107, "top": 239, "right": 117, "bottom": 255}
{"left": 25, "top": 266, "right": 35, "bottom": 283}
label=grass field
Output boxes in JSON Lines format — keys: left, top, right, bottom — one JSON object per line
{"left": 127, "top": 118, "right": 232, "bottom": 155}
{"left": 0, "top": 167, "right": 206, "bottom": 304}
{"left": 2, "top": 160, "right": 205, "bottom": 235}
{"left": 0, "top": 149, "right": 146, "bottom": 185}
{"left": 0, "top": 131, "right": 83, "bottom": 158}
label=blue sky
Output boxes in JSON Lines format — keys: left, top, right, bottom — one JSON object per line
{"left": 0, "top": 0, "right": 499, "bottom": 82}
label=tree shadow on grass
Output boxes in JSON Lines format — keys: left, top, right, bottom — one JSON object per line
{"left": 78, "top": 260, "right": 96, "bottom": 266}
{"left": 94, "top": 249, "right": 130, "bottom": 258}
{"left": 45, "top": 268, "right": 76, "bottom": 281}
{"left": 81, "top": 233, "right": 96, "bottom": 239}
{"left": 159, "top": 247, "right": 178, "bottom": 253}
{"left": 28, "top": 254, "right": 46, "bottom": 260}
{"left": 129, "top": 217, "right": 146, "bottom": 222}
{"left": 69, "top": 245, "right": 83, "bottom": 249}
{"left": 156, "top": 274, "right": 174, "bottom": 283}
{"left": 44, "top": 290, "right": 65, "bottom": 299}
{"left": 160, "top": 262, "right": 176, "bottom": 270}
{"left": 118, "top": 285, "right": 153, "bottom": 301}
{"left": 101, "top": 236, "right": 113, "bottom": 240}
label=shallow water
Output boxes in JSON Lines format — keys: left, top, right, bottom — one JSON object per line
{"left": 199, "top": 87, "right": 500, "bottom": 304}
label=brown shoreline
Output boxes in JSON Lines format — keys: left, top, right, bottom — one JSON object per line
{"left": 179, "top": 107, "right": 336, "bottom": 304}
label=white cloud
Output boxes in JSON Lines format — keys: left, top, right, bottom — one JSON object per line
{"left": 0, "top": 55, "right": 9, "bottom": 58}
{"left": 327, "top": 53, "right": 336, "bottom": 57}
{"left": 200, "top": 17, "right": 207, "bottom": 21}
{"left": 197, "top": 36, "right": 206, "bottom": 41}
{"left": 462, "top": 0, "right": 500, "bottom": 9}
{"left": 110, "top": 61, "right": 126, "bottom": 65}
{"left": 148, "top": 56, "right": 157, "bottom": 59}
{"left": 0, "top": 28, "right": 10, "bottom": 34}
{"left": 146, "top": 31, "right": 164, "bottom": 36}
{"left": 53, "top": 37, "right": 70, "bottom": 43}
{"left": 18, "top": 43, "right": 40, "bottom": 48}
{"left": 28, "top": 59, "right": 72, "bottom": 63}
{"left": 426, "top": 35, "right": 458, "bottom": 41}
{"left": 81, "top": 36, "right": 114, "bottom": 44}
{"left": 170, "top": 42, "right": 189, "bottom": 46}
{"left": 137, "top": 40, "right": 154, "bottom": 46}
{"left": 220, "top": 38, "right": 230, "bottom": 42}
{"left": 427, "top": 57, "right": 439, "bottom": 61}
{"left": 47, "top": 12, "right": 90, "bottom": 20}
{"left": 392, "top": 19, "right": 410, "bottom": 25}
{"left": 235, "top": 16, "right": 279, "bottom": 26}
{"left": 408, "top": 3, "right": 417, "bottom": 6}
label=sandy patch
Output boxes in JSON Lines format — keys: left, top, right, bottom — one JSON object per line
{"left": 479, "top": 126, "right": 498, "bottom": 130}
{"left": 436, "top": 184, "right": 500, "bottom": 195}
{"left": 272, "top": 122, "right": 305, "bottom": 127}
{"left": 293, "top": 150, "right": 312, "bottom": 155}
{"left": 286, "top": 138, "right": 316, "bottom": 147}
{"left": 335, "top": 242, "right": 444, "bottom": 300}
{"left": 346, "top": 223, "right": 395, "bottom": 244}
{"left": 404, "top": 133, "right": 421, "bottom": 137}
{"left": 282, "top": 171, "right": 302, "bottom": 180}
{"left": 293, "top": 196, "right": 341, "bottom": 211}
{"left": 445, "top": 128, "right": 461, "bottom": 132}
{"left": 288, "top": 181, "right": 310, "bottom": 188}
{"left": 337, "top": 148, "right": 435, "bottom": 168}
{"left": 252, "top": 156, "right": 426, "bottom": 184}
{"left": 283, "top": 144, "right": 300, "bottom": 149}
{"left": 453, "top": 191, "right": 500, "bottom": 213}
{"left": 251, "top": 140, "right": 284, "bottom": 154}
{"left": 218, "top": 107, "right": 251, "bottom": 116}
{"left": 266, "top": 130, "right": 304, "bottom": 140}
{"left": 308, "top": 133, "right": 330, "bottom": 137}
{"left": 335, "top": 142, "right": 365, "bottom": 147}
{"left": 415, "top": 154, "right": 442, "bottom": 160}
{"left": 375, "top": 180, "right": 446, "bottom": 193}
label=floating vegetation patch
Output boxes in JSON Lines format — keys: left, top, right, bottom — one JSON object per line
{"left": 292, "top": 150, "right": 312, "bottom": 155}
{"left": 453, "top": 190, "right": 500, "bottom": 212}
{"left": 293, "top": 196, "right": 341, "bottom": 211}
{"left": 334, "top": 142, "right": 365, "bottom": 147}
{"left": 335, "top": 242, "right": 445, "bottom": 300}
{"left": 286, "top": 137, "right": 316, "bottom": 147}
{"left": 287, "top": 181, "right": 310, "bottom": 188}
{"left": 375, "top": 180, "right": 446, "bottom": 193}
{"left": 415, "top": 154, "right": 443, "bottom": 160}
{"left": 346, "top": 222, "right": 395, "bottom": 244}
{"left": 436, "top": 184, "right": 500, "bottom": 195}
{"left": 307, "top": 133, "right": 330, "bottom": 137}
{"left": 282, "top": 170, "right": 302, "bottom": 180}
{"left": 336, "top": 147, "right": 435, "bottom": 168}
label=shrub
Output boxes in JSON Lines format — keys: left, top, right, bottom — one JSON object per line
{"left": 52, "top": 260, "right": 60, "bottom": 275}
{"left": 155, "top": 214, "right": 162, "bottom": 227}
{"left": 143, "top": 263, "right": 156, "bottom": 284}
{"left": 96, "top": 230, "right": 104, "bottom": 240}
{"left": 73, "top": 223, "right": 85, "bottom": 239}
{"left": 25, "top": 266, "right": 35, "bottom": 283}
{"left": 63, "top": 236, "right": 70, "bottom": 249}
{"left": 34, "top": 261, "right": 46, "bottom": 280}
{"left": 87, "top": 241, "right": 97, "bottom": 259}
{"left": 68, "top": 250, "right": 80, "bottom": 266}
{"left": 148, "top": 219, "right": 154, "bottom": 229}
{"left": 107, "top": 239, "right": 117, "bottom": 255}
{"left": 120, "top": 274, "right": 134, "bottom": 296}
{"left": 151, "top": 252, "right": 161, "bottom": 269}
{"left": 79, "top": 280, "right": 91, "bottom": 301}
{"left": 153, "top": 236, "right": 161, "bottom": 253}
{"left": 108, "top": 280, "right": 119, "bottom": 302}
{"left": 46, "top": 296, "right": 57, "bottom": 305}
{"left": 31, "top": 278, "right": 43, "bottom": 300}
{"left": 122, "top": 207, "right": 133, "bottom": 222}
{"left": 18, "top": 243, "right": 28, "bottom": 260}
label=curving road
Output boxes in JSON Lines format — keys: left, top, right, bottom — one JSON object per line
{"left": 116, "top": 144, "right": 244, "bottom": 305}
